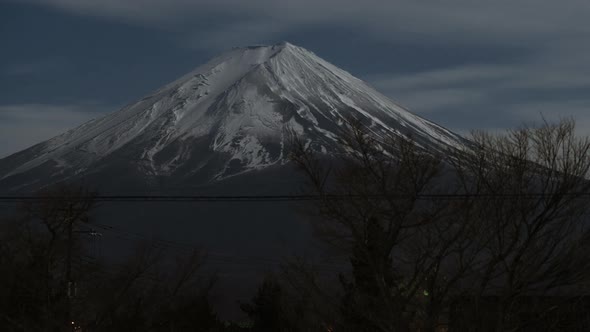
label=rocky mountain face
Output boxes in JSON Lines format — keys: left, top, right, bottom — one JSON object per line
{"left": 0, "top": 42, "right": 464, "bottom": 194}
{"left": 0, "top": 42, "right": 472, "bottom": 319}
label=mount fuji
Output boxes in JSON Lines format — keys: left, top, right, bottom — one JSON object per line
{"left": 0, "top": 42, "right": 464, "bottom": 194}
{"left": 0, "top": 42, "right": 470, "bottom": 317}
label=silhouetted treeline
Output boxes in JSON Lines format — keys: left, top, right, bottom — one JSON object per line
{"left": 288, "top": 118, "right": 590, "bottom": 331}
{"left": 2, "top": 119, "right": 590, "bottom": 331}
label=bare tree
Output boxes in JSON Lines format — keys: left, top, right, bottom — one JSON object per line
{"left": 0, "top": 185, "right": 96, "bottom": 331}
{"left": 1, "top": 185, "right": 223, "bottom": 332}
{"left": 290, "top": 118, "right": 590, "bottom": 331}
{"left": 82, "top": 244, "right": 219, "bottom": 332}
{"left": 449, "top": 119, "right": 590, "bottom": 331}
{"left": 290, "top": 119, "right": 464, "bottom": 331}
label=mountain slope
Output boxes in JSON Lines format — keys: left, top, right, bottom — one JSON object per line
{"left": 0, "top": 42, "right": 464, "bottom": 193}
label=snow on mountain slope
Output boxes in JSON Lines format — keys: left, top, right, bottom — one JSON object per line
{"left": 0, "top": 42, "right": 465, "bottom": 191}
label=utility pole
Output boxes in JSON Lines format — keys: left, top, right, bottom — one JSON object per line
{"left": 24, "top": 186, "right": 94, "bottom": 332}
{"left": 75, "top": 229, "right": 103, "bottom": 259}
{"left": 65, "top": 214, "right": 75, "bottom": 332}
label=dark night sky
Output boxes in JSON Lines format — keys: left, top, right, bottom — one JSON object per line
{"left": 2, "top": 0, "right": 590, "bottom": 157}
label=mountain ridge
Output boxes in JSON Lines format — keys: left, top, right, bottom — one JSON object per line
{"left": 0, "top": 42, "right": 465, "bottom": 193}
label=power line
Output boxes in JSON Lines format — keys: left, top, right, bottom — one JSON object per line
{"left": 0, "top": 193, "right": 590, "bottom": 202}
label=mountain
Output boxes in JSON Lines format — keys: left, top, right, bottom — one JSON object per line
{"left": 0, "top": 42, "right": 470, "bottom": 318}
{"left": 0, "top": 42, "right": 464, "bottom": 194}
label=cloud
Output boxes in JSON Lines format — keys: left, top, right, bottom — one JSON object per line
{"left": 184, "top": 19, "right": 289, "bottom": 51}
{"left": 7, "top": 0, "right": 590, "bottom": 139}
{"left": 0, "top": 103, "right": 112, "bottom": 158}
{"left": 364, "top": 55, "right": 590, "bottom": 136}
{"left": 2, "top": 57, "right": 70, "bottom": 77}
{"left": 16, "top": 1, "right": 590, "bottom": 46}
{"left": 16, "top": 1, "right": 590, "bottom": 71}
{"left": 502, "top": 100, "right": 590, "bottom": 135}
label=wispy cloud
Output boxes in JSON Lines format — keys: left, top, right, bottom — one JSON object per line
{"left": 2, "top": 57, "right": 70, "bottom": 76}
{"left": 184, "top": 19, "right": 289, "bottom": 51}
{"left": 364, "top": 54, "right": 590, "bottom": 136}
{"left": 6, "top": 0, "right": 590, "bottom": 139}
{"left": 0, "top": 103, "right": 112, "bottom": 158}
{"left": 18, "top": 0, "right": 590, "bottom": 43}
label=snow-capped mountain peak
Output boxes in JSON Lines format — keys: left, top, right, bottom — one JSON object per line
{"left": 0, "top": 42, "right": 464, "bottom": 192}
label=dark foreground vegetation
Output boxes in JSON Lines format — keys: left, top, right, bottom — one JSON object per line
{"left": 2, "top": 119, "right": 590, "bottom": 331}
